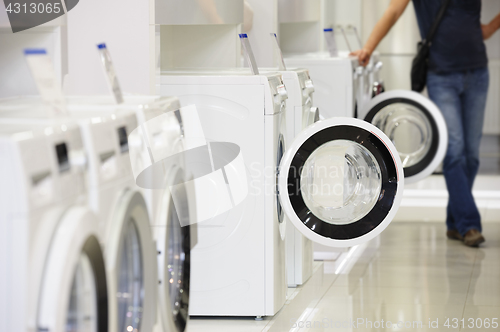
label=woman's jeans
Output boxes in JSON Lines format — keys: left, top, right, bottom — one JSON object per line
{"left": 427, "top": 67, "right": 489, "bottom": 236}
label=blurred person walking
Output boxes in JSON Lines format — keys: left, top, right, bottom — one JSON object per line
{"left": 352, "top": 0, "right": 500, "bottom": 247}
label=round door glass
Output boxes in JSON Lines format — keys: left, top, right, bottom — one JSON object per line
{"left": 66, "top": 252, "right": 98, "bottom": 332}
{"left": 300, "top": 139, "right": 382, "bottom": 225}
{"left": 371, "top": 103, "right": 432, "bottom": 168}
{"left": 167, "top": 199, "right": 186, "bottom": 318}
{"left": 117, "top": 219, "right": 144, "bottom": 332}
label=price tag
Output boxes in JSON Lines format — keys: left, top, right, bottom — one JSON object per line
{"left": 97, "top": 43, "right": 124, "bottom": 104}
{"left": 323, "top": 28, "right": 338, "bottom": 57}
{"left": 24, "top": 48, "right": 67, "bottom": 116}
{"left": 270, "top": 33, "right": 286, "bottom": 71}
{"left": 238, "top": 34, "right": 259, "bottom": 75}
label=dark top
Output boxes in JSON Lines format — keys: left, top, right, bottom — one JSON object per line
{"left": 413, "top": 0, "right": 487, "bottom": 73}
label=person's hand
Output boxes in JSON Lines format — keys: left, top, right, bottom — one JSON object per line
{"left": 350, "top": 48, "right": 372, "bottom": 67}
{"left": 482, "top": 23, "right": 495, "bottom": 40}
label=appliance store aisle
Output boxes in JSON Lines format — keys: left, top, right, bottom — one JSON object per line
{"left": 187, "top": 222, "right": 500, "bottom": 332}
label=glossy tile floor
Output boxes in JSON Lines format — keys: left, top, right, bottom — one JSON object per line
{"left": 394, "top": 175, "right": 500, "bottom": 222}
{"left": 187, "top": 222, "right": 500, "bottom": 332}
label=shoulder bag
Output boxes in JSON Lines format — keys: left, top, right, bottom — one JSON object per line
{"left": 411, "top": 0, "right": 451, "bottom": 92}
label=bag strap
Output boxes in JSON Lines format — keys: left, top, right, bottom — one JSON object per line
{"left": 424, "top": 0, "right": 452, "bottom": 46}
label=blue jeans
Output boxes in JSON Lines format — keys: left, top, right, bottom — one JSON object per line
{"left": 427, "top": 67, "right": 489, "bottom": 236}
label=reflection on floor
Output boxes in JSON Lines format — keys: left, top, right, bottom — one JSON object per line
{"left": 394, "top": 175, "right": 500, "bottom": 222}
{"left": 187, "top": 222, "right": 500, "bottom": 332}
{"left": 394, "top": 135, "right": 500, "bottom": 222}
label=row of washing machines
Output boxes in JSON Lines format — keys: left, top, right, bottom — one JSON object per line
{"left": 1, "top": 95, "right": 196, "bottom": 332}
{"left": 1, "top": 51, "right": 449, "bottom": 332}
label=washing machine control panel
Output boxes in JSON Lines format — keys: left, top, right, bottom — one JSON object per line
{"left": 1, "top": 122, "right": 86, "bottom": 210}
{"left": 80, "top": 110, "right": 137, "bottom": 185}
{"left": 265, "top": 73, "right": 288, "bottom": 115}
{"left": 295, "top": 69, "right": 315, "bottom": 106}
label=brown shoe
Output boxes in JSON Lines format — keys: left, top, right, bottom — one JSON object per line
{"left": 463, "top": 229, "right": 485, "bottom": 247}
{"left": 446, "top": 230, "right": 463, "bottom": 241}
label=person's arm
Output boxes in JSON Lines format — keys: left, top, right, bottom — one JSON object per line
{"left": 482, "top": 13, "right": 500, "bottom": 40}
{"left": 350, "top": 0, "right": 410, "bottom": 66}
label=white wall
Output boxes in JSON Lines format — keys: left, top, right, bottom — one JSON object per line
{"left": 482, "top": 0, "right": 500, "bottom": 60}
{"left": 361, "top": 0, "right": 420, "bottom": 90}
{"left": 482, "top": 0, "right": 500, "bottom": 134}
{"left": 159, "top": 25, "right": 242, "bottom": 70}
{"left": 322, "top": 0, "right": 362, "bottom": 52}
{"left": 64, "top": 0, "right": 150, "bottom": 96}
{"left": 362, "top": 0, "right": 500, "bottom": 91}
{"left": 245, "top": 0, "right": 278, "bottom": 67}
{"left": 278, "top": 0, "right": 322, "bottom": 54}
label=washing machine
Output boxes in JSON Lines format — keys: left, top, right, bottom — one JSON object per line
{"left": 348, "top": 50, "right": 385, "bottom": 112}
{"left": 0, "top": 97, "right": 158, "bottom": 332}
{"left": 335, "top": 50, "right": 376, "bottom": 118}
{"left": 69, "top": 95, "right": 199, "bottom": 332}
{"left": 368, "top": 51, "right": 385, "bottom": 98}
{"left": 266, "top": 68, "right": 317, "bottom": 287}
{"left": 172, "top": 67, "right": 317, "bottom": 286}
{"left": 284, "top": 52, "right": 359, "bottom": 119}
{"left": 158, "top": 70, "right": 288, "bottom": 317}
{"left": 0, "top": 121, "right": 108, "bottom": 332}
{"left": 358, "top": 90, "right": 448, "bottom": 183}
{"left": 65, "top": 95, "right": 180, "bottom": 216}
{"left": 116, "top": 96, "right": 198, "bottom": 332}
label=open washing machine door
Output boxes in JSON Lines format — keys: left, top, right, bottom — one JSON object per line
{"left": 278, "top": 117, "right": 404, "bottom": 248}
{"left": 303, "top": 106, "right": 320, "bottom": 130}
{"left": 127, "top": 103, "right": 194, "bottom": 331}
{"left": 37, "top": 207, "right": 108, "bottom": 332}
{"left": 105, "top": 190, "right": 157, "bottom": 332}
{"left": 154, "top": 168, "right": 192, "bottom": 332}
{"left": 360, "top": 90, "right": 448, "bottom": 184}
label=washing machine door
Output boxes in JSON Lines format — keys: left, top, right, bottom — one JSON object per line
{"left": 155, "top": 169, "right": 191, "bottom": 332}
{"left": 37, "top": 207, "right": 108, "bottom": 332}
{"left": 107, "top": 190, "right": 157, "bottom": 332}
{"left": 361, "top": 90, "right": 448, "bottom": 183}
{"left": 278, "top": 117, "right": 404, "bottom": 248}
{"left": 303, "top": 106, "right": 320, "bottom": 130}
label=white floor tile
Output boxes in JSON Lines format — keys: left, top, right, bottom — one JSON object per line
{"left": 186, "top": 222, "right": 500, "bottom": 332}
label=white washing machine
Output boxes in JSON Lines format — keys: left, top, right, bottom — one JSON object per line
{"left": 337, "top": 50, "right": 375, "bottom": 118}
{"left": 173, "top": 67, "right": 318, "bottom": 287}
{"left": 0, "top": 121, "right": 109, "bottom": 332}
{"left": 117, "top": 96, "right": 198, "bottom": 332}
{"left": 368, "top": 51, "right": 385, "bottom": 98}
{"left": 266, "top": 68, "right": 317, "bottom": 287}
{"left": 284, "top": 52, "right": 359, "bottom": 119}
{"left": 158, "top": 71, "right": 288, "bottom": 317}
{"left": 67, "top": 95, "right": 195, "bottom": 332}
{"left": 65, "top": 95, "right": 180, "bottom": 217}
{"left": 48, "top": 95, "right": 197, "bottom": 332}
{"left": 349, "top": 50, "right": 385, "bottom": 112}
{"left": 359, "top": 90, "right": 448, "bottom": 183}
{"left": 0, "top": 98, "right": 158, "bottom": 332}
